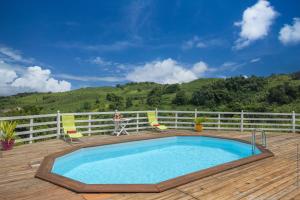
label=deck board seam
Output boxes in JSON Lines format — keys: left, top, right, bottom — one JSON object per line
{"left": 175, "top": 188, "right": 200, "bottom": 200}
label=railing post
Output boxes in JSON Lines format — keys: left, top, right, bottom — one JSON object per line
{"left": 251, "top": 129, "right": 256, "bottom": 154}
{"left": 292, "top": 111, "right": 296, "bottom": 133}
{"left": 241, "top": 110, "right": 244, "bottom": 132}
{"left": 194, "top": 108, "right": 197, "bottom": 129}
{"left": 155, "top": 108, "right": 158, "bottom": 119}
{"left": 297, "top": 144, "right": 299, "bottom": 187}
{"left": 88, "top": 114, "right": 92, "bottom": 136}
{"left": 56, "top": 110, "right": 60, "bottom": 139}
{"left": 29, "top": 118, "right": 34, "bottom": 143}
{"left": 136, "top": 112, "right": 139, "bottom": 133}
{"left": 218, "top": 113, "right": 221, "bottom": 130}
{"left": 175, "top": 112, "right": 178, "bottom": 129}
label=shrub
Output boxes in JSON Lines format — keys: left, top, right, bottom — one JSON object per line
{"left": 194, "top": 117, "right": 206, "bottom": 124}
{"left": 173, "top": 90, "right": 188, "bottom": 105}
{"left": 147, "top": 87, "right": 163, "bottom": 106}
{"left": 0, "top": 121, "right": 17, "bottom": 141}
{"left": 267, "top": 83, "right": 299, "bottom": 105}
{"left": 164, "top": 84, "right": 181, "bottom": 94}
{"left": 126, "top": 97, "right": 133, "bottom": 108}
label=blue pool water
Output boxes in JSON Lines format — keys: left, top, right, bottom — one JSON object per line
{"left": 52, "top": 136, "right": 261, "bottom": 184}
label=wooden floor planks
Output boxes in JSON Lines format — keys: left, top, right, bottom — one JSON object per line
{"left": 1, "top": 130, "right": 300, "bottom": 200}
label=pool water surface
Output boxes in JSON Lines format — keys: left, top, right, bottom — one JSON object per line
{"left": 52, "top": 136, "right": 261, "bottom": 184}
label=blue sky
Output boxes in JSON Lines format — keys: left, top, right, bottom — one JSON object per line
{"left": 0, "top": 0, "right": 300, "bottom": 95}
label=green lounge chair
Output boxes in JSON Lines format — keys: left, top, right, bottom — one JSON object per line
{"left": 62, "top": 115, "right": 83, "bottom": 142}
{"left": 147, "top": 111, "right": 168, "bottom": 131}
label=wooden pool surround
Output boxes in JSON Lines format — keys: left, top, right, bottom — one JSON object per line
{"left": 35, "top": 133, "right": 273, "bottom": 193}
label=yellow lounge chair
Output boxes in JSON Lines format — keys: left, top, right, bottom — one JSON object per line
{"left": 147, "top": 111, "right": 168, "bottom": 131}
{"left": 62, "top": 115, "right": 83, "bottom": 142}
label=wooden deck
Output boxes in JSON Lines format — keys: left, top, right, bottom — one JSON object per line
{"left": 1, "top": 130, "right": 300, "bottom": 200}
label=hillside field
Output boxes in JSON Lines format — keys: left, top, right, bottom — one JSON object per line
{"left": 0, "top": 72, "right": 300, "bottom": 116}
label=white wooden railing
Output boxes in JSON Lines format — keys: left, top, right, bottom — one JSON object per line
{"left": 0, "top": 110, "right": 299, "bottom": 144}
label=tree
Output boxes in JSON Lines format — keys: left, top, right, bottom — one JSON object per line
{"left": 126, "top": 97, "right": 133, "bottom": 108}
{"left": 172, "top": 90, "right": 188, "bottom": 105}
{"left": 106, "top": 93, "right": 124, "bottom": 110}
{"left": 267, "top": 83, "right": 298, "bottom": 105}
{"left": 292, "top": 71, "right": 300, "bottom": 80}
{"left": 106, "top": 93, "right": 118, "bottom": 101}
{"left": 82, "top": 102, "right": 92, "bottom": 110}
{"left": 116, "top": 84, "right": 124, "bottom": 90}
{"left": 213, "top": 76, "right": 266, "bottom": 93}
{"left": 147, "top": 87, "right": 163, "bottom": 107}
{"left": 23, "top": 105, "right": 43, "bottom": 115}
{"left": 191, "top": 89, "right": 216, "bottom": 107}
{"left": 109, "top": 102, "right": 124, "bottom": 110}
{"left": 226, "top": 101, "right": 243, "bottom": 112}
{"left": 164, "top": 84, "right": 180, "bottom": 94}
{"left": 147, "top": 95, "right": 161, "bottom": 107}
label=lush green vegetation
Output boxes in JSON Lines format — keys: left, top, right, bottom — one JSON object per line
{"left": 1, "top": 72, "right": 300, "bottom": 116}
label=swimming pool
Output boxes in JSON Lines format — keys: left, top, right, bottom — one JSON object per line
{"left": 52, "top": 136, "right": 260, "bottom": 184}
{"left": 36, "top": 134, "right": 273, "bottom": 193}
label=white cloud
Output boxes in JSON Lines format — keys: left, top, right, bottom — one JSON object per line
{"left": 56, "top": 74, "right": 123, "bottom": 82}
{"left": 0, "top": 45, "right": 71, "bottom": 96}
{"left": 250, "top": 58, "right": 261, "bottom": 63}
{"left": 0, "top": 66, "right": 21, "bottom": 96}
{"left": 182, "top": 36, "right": 207, "bottom": 50}
{"left": 279, "top": 18, "right": 300, "bottom": 45}
{"left": 192, "top": 61, "right": 208, "bottom": 76}
{"left": 11, "top": 66, "right": 71, "bottom": 93}
{"left": 222, "top": 62, "right": 237, "bottom": 67}
{"left": 126, "top": 0, "right": 153, "bottom": 39}
{"left": 0, "top": 45, "right": 34, "bottom": 64}
{"left": 89, "top": 56, "right": 113, "bottom": 66}
{"left": 217, "top": 61, "right": 246, "bottom": 72}
{"left": 234, "top": 0, "right": 278, "bottom": 49}
{"left": 182, "top": 36, "right": 226, "bottom": 50}
{"left": 126, "top": 58, "right": 209, "bottom": 84}
{"left": 0, "top": 64, "right": 71, "bottom": 96}
{"left": 117, "top": 64, "right": 126, "bottom": 70}
{"left": 0, "top": 47, "right": 22, "bottom": 61}
{"left": 0, "top": 67, "right": 17, "bottom": 84}
{"left": 58, "top": 40, "right": 136, "bottom": 52}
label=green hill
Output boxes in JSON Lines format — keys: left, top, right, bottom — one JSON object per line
{"left": 1, "top": 73, "right": 300, "bottom": 116}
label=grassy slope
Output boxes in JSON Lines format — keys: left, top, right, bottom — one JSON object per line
{"left": 0, "top": 75, "right": 299, "bottom": 116}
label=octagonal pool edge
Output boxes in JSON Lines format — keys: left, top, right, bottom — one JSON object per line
{"left": 35, "top": 133, "right": 274, "bottom": 193}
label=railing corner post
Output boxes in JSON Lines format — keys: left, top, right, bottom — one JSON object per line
{"left": 56, "top": 110, "right": 61, "bottom": 139}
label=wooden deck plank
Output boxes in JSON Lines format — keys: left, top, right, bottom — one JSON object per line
{"left": 0, "top": 130, "right": 299, "bottom": 200}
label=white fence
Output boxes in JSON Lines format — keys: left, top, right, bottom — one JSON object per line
{"left": 0, "top": 110, "right": 299, "bottom": 144}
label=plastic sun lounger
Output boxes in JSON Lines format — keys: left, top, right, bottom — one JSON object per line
{"left": 147, "top": 111, "right": 168, "bottom": 131}
{"left": 62, "top": 115, "right": 83, "bottom": 142}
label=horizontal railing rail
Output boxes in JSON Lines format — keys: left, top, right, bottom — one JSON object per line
{"left": 0, "top": 109, "right": 299, "bottom": 144}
